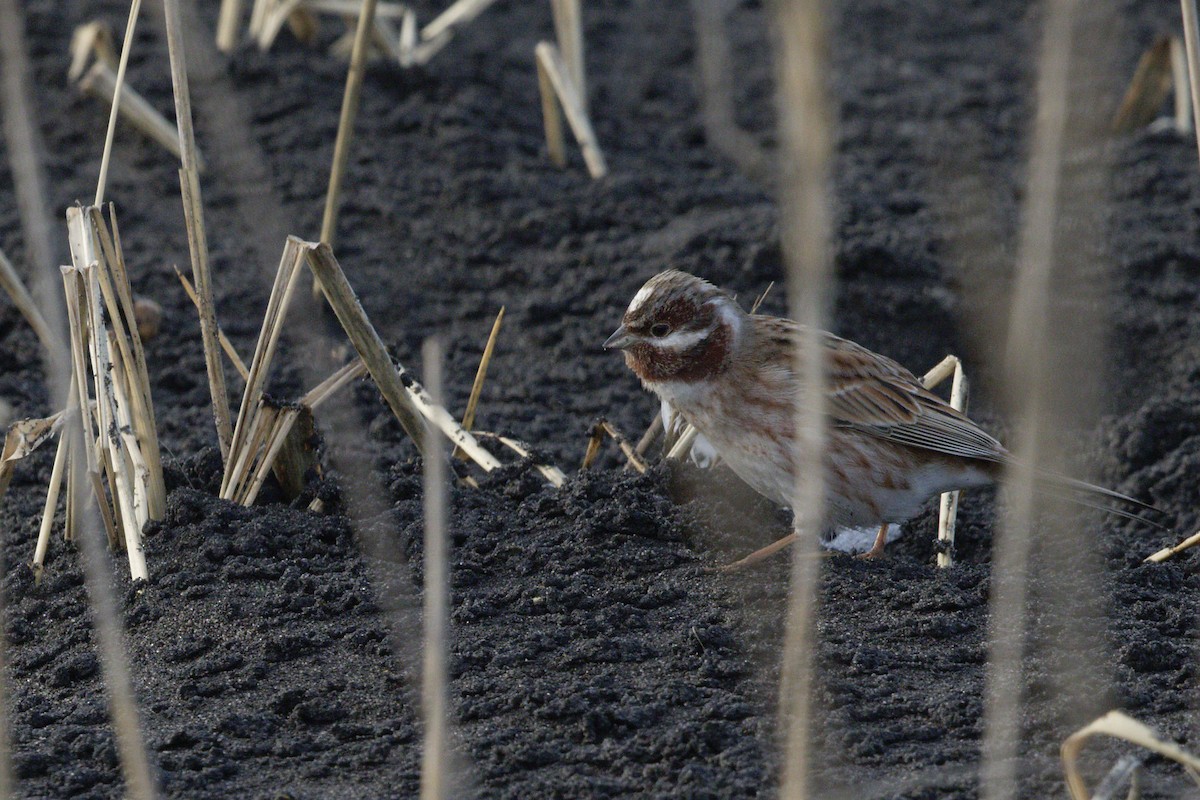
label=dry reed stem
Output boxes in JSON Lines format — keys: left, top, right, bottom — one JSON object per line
{"left": 69, "top": 22, "right": 116, "bottom": 80}
{"left": 308, "top": 0, "right": 409, "bottom": 18}
{"left": 33, "top": 428, "right": 70, "bottom": 580}
{"left": 216, "top": 0, "right": 245, "bottom": 50}
{"left": 163, "top": 0, "right": 233, "bottom": 460}
{"left": 89, "top": 206, "right": 164, "bottom": 517}
{"left": 1180, "top": 0, "right": 1200, "bottom": 165}
{"left": 580, "top": 427, "right": 602, "bottom": 470}
{"left": 665, "top": 423, "right": 699, "bottom": 462}
{"left": 581, "top": 420, "right": 647, "bottom": 473}
{"left": 94, "top": 0, "right": 143, "bottom": 206}
{"left": 534, "top": 42, "right": 606, "bottom": 177}
{"left": 600, "top": 420, "right": 646, "bottom": 473}
{"left": 1144, "top": 528, "right": 1200, "bottom": 562}
{"left": 473, "top": 432, "right": 566, "bottom": 487}
{"left": 222, "top": 238, "right": 306, "bottom": 499}
{"left": 690, "top": 0, "right": 768, "bottom": 182}
{"left": 173, "top": 265, "right": 250, "bottom": 380}
{"left": 633, "top": 413, "right": 662, "bottom": 459}
{"left": 242, "top": 413, "right": 298, "bottom": 504}
{"left": 550, "top": 0, "right": 585, "bottom": 111}
{"left": 1061, "top": 711, "right": 1200, "bottom": 799}
{"left": 981, "top": 0, "right": 1078, "bottom": 797}
{"left": 1172, "top": 36, "right": 1193, "bottom": 133}
{"left": 257, "top": 0, "right": 305, "bottom": 50}
{"left": 454, "top": 306, "right": 504, "bottom": 460}
{"left": 304, "top": 241, "right": 503, "bottom": 470}
{"left": 535, "top": 52, "right": 566, "bottom": 167}
{"left": 420, "top": 337, "right": 450, "bottom": 800}
{"left": 920, "top": 355, "right": 969, "bottom": 568}
{"left": 772, "top": 0, "right": 835, "bottom": 794}
{"left": 302, "top": 358, "right": 367, "bottom": 408}
{"left": 0, "top": 246, "right": 57, "bottom": 353}
{"left": 80, "top": 258, "right": 147, "bottom": 580}
{"left": 400, "top": 0, "right": 500, "bottom": 66}
{"left": 422, "top": 0, "right": 498, "bottom": 41}
{"left": 74, "top": 52, "right": 204, "bottom": 171}
{"left": 1112, "top": 36, "right": 1174, "bottom": 133}
{"left": 315, "top": 0, "right": 378, "bottom": 302}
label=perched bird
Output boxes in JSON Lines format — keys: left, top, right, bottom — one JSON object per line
{"left": 605, "top": 269, "right": 1150, "bottom": 565}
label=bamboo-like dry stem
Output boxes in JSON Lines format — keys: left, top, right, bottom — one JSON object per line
{"left": 633, "top": 414, "right": 662, "bottom": 459}
{"left": 1180, "top": 0, "right": 1200, "bottom": 165}
{"left": 581, "top": 426, "right": 602, "bottom": 470}
{"left": 302, "top": 357, "right": 367, "bottom": 408}
{"left": 1062, "top": 711, "right": 1200, "bottom": 800}
{"left": 920, "top": 355, "right": 968, "bottom": 568}
{"left": 77, "top": 61, "right": 204, "bottom": 172}
{"left": 420, "top": 337, "right": 450, "bottom": 800}
{"left": 257, "top": 0, "right": 305, "bottom": 50}
{"left": 581, "top": 420, "right": 647, "bottom": 473}
{"left": 94, "top": 1, "right": 144, "bottom": 206}
{"left": 32, "top": 426, "right": 69, "bottom": 581}
{"left": 550, "top": 0, "right": 585, "bottom": 111}
{"left": 665, "top": 424, "right": 699, "bottom": 462}
{"left": 690, "top": 0, "right": 768, "bottom": 182}
{"left": 1145, "top": 528, "right": 1200, "bottom": 562}
{"left": 89, "top": 206, "right": 165, "bottom": 518}
{"left": 216, "top": 0, "right": 245, "bottom": 51}
{"left": 536, "top": 51, "right": 566, "bottom": 168}
{"left": 0, "top": 246, "right": 57, "bottom": 353}
{"left": 222, "top": 238, "right": 306, "bottom": 498}
{"left": 1112, "top": 36, "right": 1174, "bottom": 134}
{"left": 173, "top": 265, "right": 250, "bottom": 380}
{"left": 163, "top": 0, "right": 232, "bottom": 460}
{"left": 982, "top": 0, "right": 1078, "bottom": 796}
{"left": 473, "top": 432, "right": 566, "bottom": 487}
{"left": 315, "top": 0, "right": 378, "bottom": 301}
{"left": 303, "top": 239, "right": 423, "bottom": 443}
{"left": 534, "top": 42, "right": 606, "bottom": 178}
{"left": 772, "top": 0, "right": 835, "bottom": 795}
{"left": 454, "top": 306, "right": 504, "bottom": 460}
{"left": 1172, "top": 36, "right": 1193, "bottom": 133}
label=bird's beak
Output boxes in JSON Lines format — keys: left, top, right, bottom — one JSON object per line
{"left": 604, "top": 325, "right": 637, "bottom": 350}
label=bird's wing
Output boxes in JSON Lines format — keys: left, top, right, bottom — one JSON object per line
{"left": 752, "top": 316, "right": 1007, "bottom": 463}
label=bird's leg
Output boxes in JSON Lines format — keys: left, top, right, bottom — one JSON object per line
{"left": 856, "top": 523, "right": 890, "bottom": 560}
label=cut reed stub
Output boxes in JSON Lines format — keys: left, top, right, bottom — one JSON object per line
{"left": 581, "top": 419, "right": 647, "bottom": 474}
{"left": 60, "top": 204, "right": 167, "bottom": 581}
{"left": 303, "top": 240, "right": 564, "bottom": 486}
{"left": 535, "top": 41, "right": 607, "bottom": 178}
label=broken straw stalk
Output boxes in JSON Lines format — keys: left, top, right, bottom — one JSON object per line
{"left": 222, "top": 237, "right": 561, "bottom": 501}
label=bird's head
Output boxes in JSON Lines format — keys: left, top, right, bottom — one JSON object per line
{"left": 604, "top": 270, "right": 744, "bottom": 383}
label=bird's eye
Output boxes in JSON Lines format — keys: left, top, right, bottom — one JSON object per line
{"left": 650, "top": 322, "right": 671, "bottom": 338}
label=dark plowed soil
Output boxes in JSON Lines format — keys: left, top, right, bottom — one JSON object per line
{"left": 2, "top": 0, "right": 1200, "bottom": 797}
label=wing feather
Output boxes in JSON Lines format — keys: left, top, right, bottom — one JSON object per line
{"left": 751, "top": 316, "right": 1007, "bottom": 463}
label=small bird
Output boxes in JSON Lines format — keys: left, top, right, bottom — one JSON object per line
{"left": 605, "top": 269, "right": 1150, "bottom": 565}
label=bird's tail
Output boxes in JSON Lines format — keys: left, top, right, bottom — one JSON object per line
{"left": 1031, "top": 468, "right": 1170, "bottom": 532}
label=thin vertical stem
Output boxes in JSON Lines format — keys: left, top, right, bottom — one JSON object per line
{"left": 161, "top": 0, "right": 233, "bottom": 458}
{"left": 95, "top": 0, "right": 143, "bottom": 206}
{"left": 319, "top": 0, "right": 379, "bottom": 256}
{"left": 420, "top": 337, "right": 450, "bottom": 800}
{"left": 981, "top": 1, "right": 1079, "bottom": 798}
{"left": 771, "top": 0, "right": 834, "bottom": 797}
{"left": 1179, "top": 0, "right": 1200, "bottom": 164}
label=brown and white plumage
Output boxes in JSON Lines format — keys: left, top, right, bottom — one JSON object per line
{"left": 606, "top": 269, "right": 1149, "bottom": 555}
